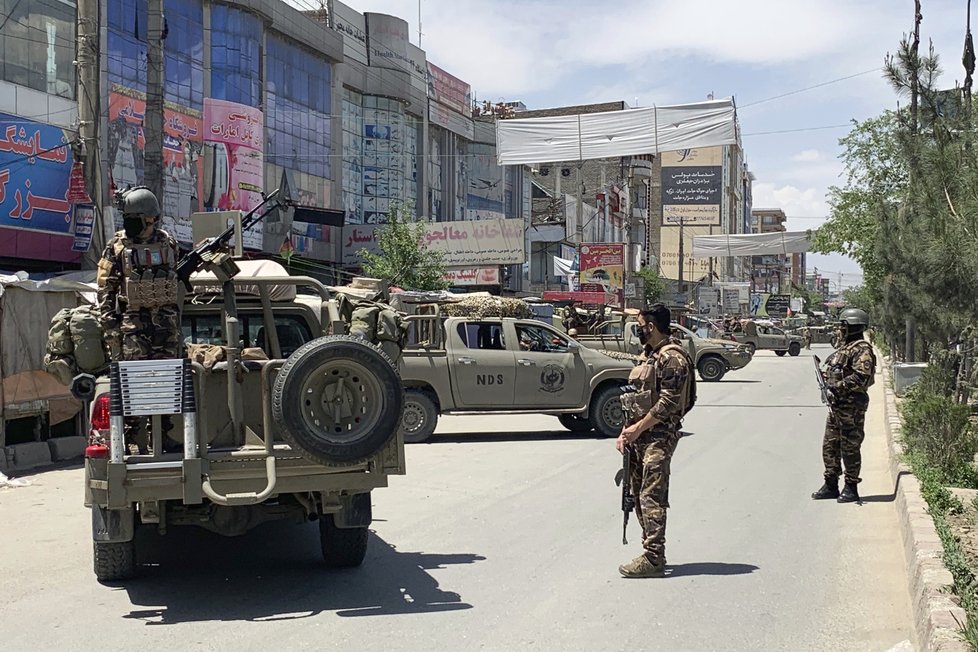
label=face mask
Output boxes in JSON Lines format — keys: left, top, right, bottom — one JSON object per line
{"left": 638, "top": 324, "right": 650, "bottom": 344}
{"left": 123, "top": 216, "right": 145, "bottom": 239}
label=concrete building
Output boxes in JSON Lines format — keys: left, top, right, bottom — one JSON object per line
{"left": 750, "top": 207, "right": 790, "bottom": 293}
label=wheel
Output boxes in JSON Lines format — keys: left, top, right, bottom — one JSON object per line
{"left": 271, "top": 335, "right": 404, "bottom": 466}
{"left": 588, "top": 385, "right": 625, "bottom": 438}
{"left": 400, "top": 390, "right": 439, "bottom": 443}
{"left": 744, "top": 342, "right": 756, "bottom": 355}
{"left": 697, "top": 355, "right": 726, "bottom": 382}
{"left": 319, "top": 515, "right": 369, "bottom": 568}
{"left": 788, "top": 342, "right": 801, "bottom": 357}
{"left": 775, "top": 350, "right": 786, "bottom": 357}
{"left": 558, "top": 414, "right": 593, "bottom": 433}
{"left": 93, "top": 540, "right": 135, "bottom": 582}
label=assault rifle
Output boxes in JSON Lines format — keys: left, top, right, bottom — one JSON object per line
{"left": 175, "top": 188, "right": 291, "bottom": 292}
{"left": 614, "top": 445, "right": 635, "bottom": 545}
{"left": 813, "top": 355, "right": 832, "bottom": 406}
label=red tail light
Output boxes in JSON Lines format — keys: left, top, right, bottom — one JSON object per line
{"left": 91, "top": 394, "right": 110, "bottom": 431}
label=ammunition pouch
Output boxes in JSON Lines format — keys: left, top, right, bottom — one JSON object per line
{"left": 621, "top": 390, "right": 654, "bottom": 422}
{"left": 122, "top": 272, "right": 179, "bottom": 310}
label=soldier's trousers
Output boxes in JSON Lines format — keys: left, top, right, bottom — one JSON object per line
{"left": 822, "top": 407, "right": 867, "bottom": 484}
{"left": 629, "top": 428, "right": 680, "bottom": 562}
{"left": 119, "top": 307, "right": 181, "bottom": 361}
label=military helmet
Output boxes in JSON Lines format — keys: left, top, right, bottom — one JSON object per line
{"left": 839, "top": 308, "right": 869, "bottom": 327}
{"left": 119, "top": 186, "right": 160, "bottom": 218}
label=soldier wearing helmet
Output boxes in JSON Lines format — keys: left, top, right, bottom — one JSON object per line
{"left": 812, "top": 307, "right": 877, "bottom": 503}
{"left": 96, "top": 186, "right": 181, "bottom": 452}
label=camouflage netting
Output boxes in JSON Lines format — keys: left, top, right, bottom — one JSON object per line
{"left": 440, "top": 296, "right": 534, "bottom": 320}
{"left": 597, "top": 349, "right": 640, "bottom": 363}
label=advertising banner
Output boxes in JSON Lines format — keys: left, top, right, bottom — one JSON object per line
{"left": 444, "top": 267, "right": 500, "bottom": 286}
{"left": 71, "top": 204, "right": 96, "bottom": 252}
{"left": 578, "top": 243, "right": 624, "bottom": 308}
{"left": 203, "top": 99, "right": 264, "bottom": 214}
{"left": 0, "top": 114, "right": 74, "bottom": 235}
{"left": 332, "top": 1, "right": 368, "bottom": 65}
{"left": 661, "top": 146, "right": 722, "bottom": 227}
{"left": 342, "top": 218, "right": 525, "bottom": 266}
{"left": 749, "top": 293, "right": 791, "bottom": 318}
{"left": 107, "top": 85, "right": 203, "bottom": 245}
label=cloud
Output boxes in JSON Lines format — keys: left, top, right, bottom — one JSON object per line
{"left": 752, "top": 182, "right": 829, "bottom": 219}
{"left": 791, "top": 149, "right": 821, "bottom": 162}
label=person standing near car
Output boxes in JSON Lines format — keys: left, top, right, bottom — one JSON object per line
{"left": 617, "top": 304, "right": 693, "bottom": 578}
{"left": 811, "top": 308, "right": 877, "bottom": 503}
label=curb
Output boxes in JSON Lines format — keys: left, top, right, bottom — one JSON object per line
{"left": 880, "top": 358, "right": 970, "bottom": 652}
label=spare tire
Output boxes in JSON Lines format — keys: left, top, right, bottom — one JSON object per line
{"left": 271, "top": 335, "right": 403, "bottom": 466}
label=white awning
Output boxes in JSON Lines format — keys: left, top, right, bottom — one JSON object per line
{"left": 495, "top": 98, "right": 738, "bottom": 166}
{"left": 691, "top": 231, "right": 813, "bottom": 258}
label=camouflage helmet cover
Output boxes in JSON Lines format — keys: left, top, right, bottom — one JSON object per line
{"left": 119, "top": 186, "right": 160, "bottom": 218}
{"left": 839, "top": 308, "right": 869, "bottom": 327}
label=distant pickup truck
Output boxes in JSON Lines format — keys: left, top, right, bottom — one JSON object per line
{"left": 572, "top": 320, "right": 753, "bottom": 382}
{"left": 732, "top": 320, "right": 806, "bottom": 356}
{"left": 397, "top": 314, "right": 635, "bottom": 443}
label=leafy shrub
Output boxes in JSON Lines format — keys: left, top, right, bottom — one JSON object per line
{"left": 902, "top": 366, "right": 978, "bottom": 481}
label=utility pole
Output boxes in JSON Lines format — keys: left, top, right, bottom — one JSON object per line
{"left": 143, "top": 0, "right": 166, "bottom": 204}
{"left": 906, "top": 0, "right": 922, "bottom": 362}
{"left": 576, "top": 163, "right": 584, "bottom": 245}
{"left": 677, "top": 213, "right": 685, "bottom": 298}
{"left": 77, "top": 0, "right": 105, "bottom": 267}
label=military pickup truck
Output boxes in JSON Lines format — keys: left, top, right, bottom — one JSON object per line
{"left": 572, "top": 320, "right": 753, "bottom": 382}
{"left": 76, "top": 263, "right": 405, "bottom": 583}
{"left": 397, "top": 313, "right": 635, "bottom": 443}
{"left": 732, "top": 320, "right": 806, "bottom": 356}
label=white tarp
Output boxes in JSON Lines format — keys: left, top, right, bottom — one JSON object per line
{"left": 496, "top": 98, "right": 738, "bottom": 166}
{"left": 692, "top": 231, "right": 813, "bottom": 259}
{"left": 552, "top": 256, "right": 576, "bottom": 277}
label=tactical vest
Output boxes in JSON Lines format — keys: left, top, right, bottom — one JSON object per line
{"left": 620, "top": 342, "right": 691, "bottom": 425}
{"left": 119, "top": 240, "right": 179, "bottom": 311}
{"left": 826, "top": 339, "right": 876, "bottom": 393}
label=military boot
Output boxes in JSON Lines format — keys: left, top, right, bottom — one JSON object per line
{"left": 811, "top": 478, "right": 839, "bottom": 500}
{"left": 837, "top": 482, "right": 860, "bottom": 503}
{"left": 619, "top": 554, "right": 666, "bottom": 579}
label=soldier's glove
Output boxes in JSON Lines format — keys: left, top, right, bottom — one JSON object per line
{"left": 825, "top": 388, "right": 839, "bottom": 406}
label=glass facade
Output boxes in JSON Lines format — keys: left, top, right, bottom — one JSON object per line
{"left": 163, "top": 0, "right": 204, "bottom": 109}
{"left": 265, "top": 33, "right": 331, "bottom": 180}
{"left": 341, "top": 90, "right": 418, "bottom": 224}
{"left": 210, "top": 5, "right": 262, "bottom": 107}
{"left": 1, "top": 0, "right": 76, "bottom": 99}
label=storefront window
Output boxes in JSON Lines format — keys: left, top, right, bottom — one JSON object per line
{"left": 0, "top": 0, "right": 76, "bottom": 99}
{"left": 265, "top": 33, "right": 331, "bottom": 180}
{"left": 210, "top": 4, "right": 262, "bottom": 107}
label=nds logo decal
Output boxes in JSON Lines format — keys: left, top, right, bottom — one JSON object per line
{"left": 540, "top": 364, "right": 565, "bottom": 393}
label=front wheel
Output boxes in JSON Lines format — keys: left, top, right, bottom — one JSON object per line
{"left": 558, "top": 414, "right": 593, "bottom": 433}
{"left": 400, "top": 390, "right": 439, "bottom": 443}
{"left": 697, "top": 356, "right": 726, "bottom": 382}
{"left": 788, "top": 342, "right": 802, "bottom": 357}
{"left": 588, "top": 385, "right": 625, "bottom": 438}
{"left": 744, "top": 342, "right": 756, "bottom": 356}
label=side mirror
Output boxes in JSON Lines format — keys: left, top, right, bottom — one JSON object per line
{"left": 567, "top": 341, "right": 581, "bottom": 353}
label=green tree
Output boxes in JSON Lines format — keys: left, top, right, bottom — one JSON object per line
{"left": 360, "top": 204, "right": 449, "bottom": 291}
{"left": 634, "top": 266, "right": 665, "bottom": 306}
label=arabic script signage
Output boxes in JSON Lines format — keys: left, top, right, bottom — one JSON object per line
{"left": 0, "top": 113, "right": 74, "bottom": 235}
{"left": 661, "top": 147, "right": 722, "bottom": 227}
{"left": 203, "top": 99, "right": 264, "bottom": 215}
{"left": 444, "top": 267, "right": 500, "bottom": 286}
{"left": 342, "top": 218, "right": 525, "bottom": 266}
{"left": 578, "top": 243, "right": 624, "bottom": 308}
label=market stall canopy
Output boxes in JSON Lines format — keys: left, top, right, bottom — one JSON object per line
{"left": 495, "top": 98, "right": 738, "bottom": 166}
{"left": 691, "top": 231, "right": 813, "bottom": 259}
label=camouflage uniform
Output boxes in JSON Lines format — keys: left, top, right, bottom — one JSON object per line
{"left": 96, "top": 228, "right": 182, "bottom": 362}
{"left": 821, "top": 338, "right": 876, "bottom": 484}
{"left": 622, "top": 337, "right": 691, "bottom": 563}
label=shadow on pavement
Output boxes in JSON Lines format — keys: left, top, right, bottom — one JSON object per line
{"left": 427, "top": 430, "right": 604, "bottom": 444}
{"left": 117, "top": 523, "right": 483, "bottom": 624}
{"left": 858, "top": 470, "right": 909, "bottom": 503}
{"left": 693, "top": 404, "right": 826, "bottom": 409}
{"left": 666, "top": 562, "right": 759, "bottom": 578}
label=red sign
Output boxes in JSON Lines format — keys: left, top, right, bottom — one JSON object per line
{"left": 444, "top": 267, "right": 500, "bottom": 286}
{"left": 67, "top": 161, "right": 91, "bottom": 203}
{"left": 542, "top": 291, "right": 609, "bottom": 305}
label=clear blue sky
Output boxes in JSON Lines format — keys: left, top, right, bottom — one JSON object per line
{"left": 340, "top": 0, "right": 969, "bottom": 289}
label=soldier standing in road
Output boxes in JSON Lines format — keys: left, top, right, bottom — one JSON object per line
{"left": 812, "top": 308, "right": 877, "bottom": 503}
{"left": 97, "top": 186, "right": 182, "bottom": 452}
{"left": 561, "top": 300, "right": 582, "bottom": 332}
{"left": 617, "top": 303, "right": 693, "bottom": 578}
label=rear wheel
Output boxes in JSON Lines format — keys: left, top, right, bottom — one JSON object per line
{"left": 589, "top": 385, "right": 625, "bottom": 438}
{"left": 319, "top": 515, "right": 369, "bottom": 568}
{"left": 775, "top": 350, "right": 786, "bottom": 357}
{"left": 788, "top": 342, "right": 802, "bottom": 357}
{"left": 93, "top": 541, "right": 135, "bottom": 583}
{"left": 558, "top": 414, "right": 593, "bottom": 433}
{"left": 697, "top": 355, "right": 726, "bottom": 382}
{"left": 400, "top": 390, "right": 439, "bottom": 443}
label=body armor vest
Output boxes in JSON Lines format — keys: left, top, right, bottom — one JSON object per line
{"left": 120, "top": 241, "right": 179, "bottom": 311}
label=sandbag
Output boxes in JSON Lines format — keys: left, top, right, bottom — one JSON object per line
{"left": 69, "top": 305, "right": 108, "bottom": 372}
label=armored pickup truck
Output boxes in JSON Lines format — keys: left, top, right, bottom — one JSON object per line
{"left": 732, "top": 320, "right": 806, "bottom": 356}
{"left": 397, "top": 313, "right": 635, "bottom": 443}
{"left": 572, "top": 320, "right": 753, "bottom": 382}
{"left": 77, "top": 263, "right": 405, "bottom": 582}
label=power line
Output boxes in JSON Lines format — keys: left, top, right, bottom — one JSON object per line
{"left": 742, "top": 123, "right": 852, "bottom": 137}
{"left": 739, "top": 68, "right": 882, "bottom": 110}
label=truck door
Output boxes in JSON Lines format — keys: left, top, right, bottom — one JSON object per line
{"left": 449, "top": 321, "right": 516, "bottom": 407}
{"left": 511, "top": 321, "right": 587, "bottom": 408}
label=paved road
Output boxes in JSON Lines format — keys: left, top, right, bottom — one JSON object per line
{"left": 0, "top": 345, "right": 913, "bottom": 651}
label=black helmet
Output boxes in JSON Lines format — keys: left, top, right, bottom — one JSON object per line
{"left": 118, "top": 186, "right": 160, "bottom": 218}
{"left": 839, "top": 308, "right": 869, "bottom": 328}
